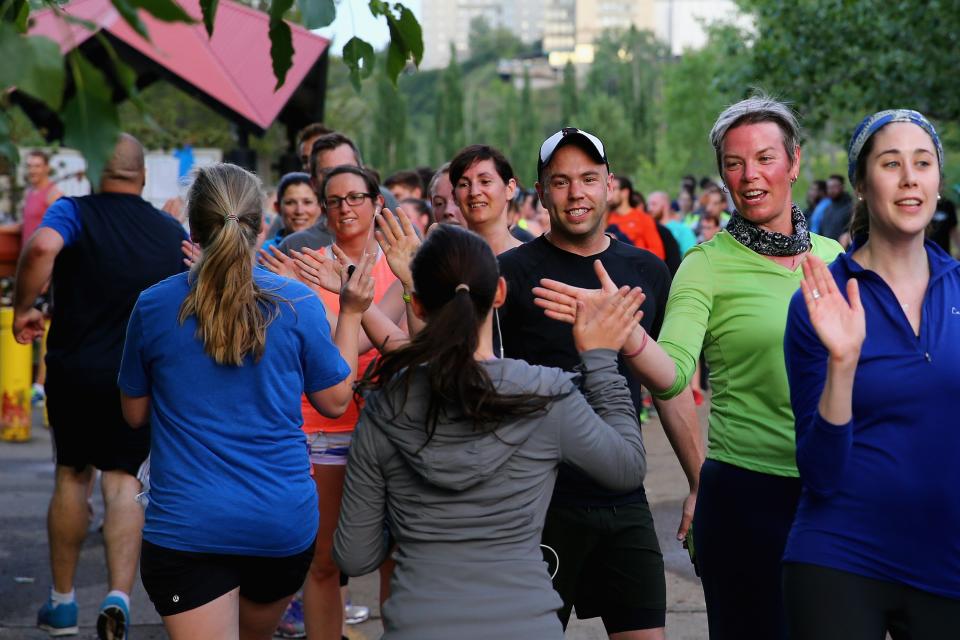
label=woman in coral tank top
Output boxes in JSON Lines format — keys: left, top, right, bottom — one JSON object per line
{"left": 289, "top": 164, "right": 406, "bottom": 639}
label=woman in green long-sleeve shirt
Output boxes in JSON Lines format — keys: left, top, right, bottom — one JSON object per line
{"left": 659, "top": 98, "right": 842, "bottom": 640}
{"left": 535, "top": 96, "right": 841, "bottom": 640}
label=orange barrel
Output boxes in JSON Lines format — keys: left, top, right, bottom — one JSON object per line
{"left": 0, "top": 307, "right": 33, "bottom": 441}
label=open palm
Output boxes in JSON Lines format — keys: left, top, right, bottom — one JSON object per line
{"left": 800, "top": 255, "right": 865, "bottom": 361}
{"left": 533, "top": 259, "right": 622, "bottom": 325}
{"left": 375, "top": 207, "right": 420, "bottom": 290}
{"left": 293, "top": 246, "right": 343, "bottom": 294}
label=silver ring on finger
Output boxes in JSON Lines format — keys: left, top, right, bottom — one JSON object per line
{"left": 811, "top": 288, "right": 821, "bottom": 300}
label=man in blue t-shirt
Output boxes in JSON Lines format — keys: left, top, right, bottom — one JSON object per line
{"left": 13, "top": 133, "right": 186, "bottom": 639}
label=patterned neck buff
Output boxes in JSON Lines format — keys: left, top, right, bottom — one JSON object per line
{"left": 725, "top": 203, "right": 810, "bottom": 257}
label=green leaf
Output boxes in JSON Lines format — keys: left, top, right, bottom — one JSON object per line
{"left": 0, "top": 25, "right": 65, "bottom": 110}
{"left": 136, "top": 0, "right": 195, "bottom": 23}
{"left": 268, "top": 19, "right": 293, "bottom": 90}
{"left": 20, "top": 35, "right": 65, "bottom": 110}
{"left": 385, "top": 35, "right": 405, "bottom": 82}
{"left": 393, "top": 4, "right": 422, "bottom": 64}
{"left": 342, "top": 36, "right": 375, "bottom": 92}
{"left": 268, "top": 0, "right": 295, "bottom": 90}
{"left": 297, "top": 0, "right": 335, "bottom": 29}
{"left": 110, "top": 0, "right": 150, "bottom": 39}
{"left": 59, "top": 13, "right": 99, "bottom": 31}
{"left": 95, "top": 32, "right": 144, "bottom": 112}
{"left": 199, "top": 0, "right": 218, "bottom": 35}
{"left": 62, "top": 53, "right": 121, "bottom": 188}
{"left": 14, "top": 0, "right": 30, "bottom": 33}
{"left": 381, "top": 3, "right": 423, "bottom": 83}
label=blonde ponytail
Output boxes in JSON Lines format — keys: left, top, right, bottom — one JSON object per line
{"left": 179, "top": 164, "right": 280, "bottom": 366}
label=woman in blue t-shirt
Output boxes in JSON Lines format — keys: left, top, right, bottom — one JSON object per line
{"left": 783, "top": 110, "right": 960, "bottom": 638}
{"left": 118, "top": 163, "right": 373, "bottom": 639}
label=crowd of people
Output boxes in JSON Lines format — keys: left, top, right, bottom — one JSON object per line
{"left": 9, "top": 94, "right": 960, "bottom": 640}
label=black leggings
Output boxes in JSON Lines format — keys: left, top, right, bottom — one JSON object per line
{"left": 783, "top": 563, "right": 960, "bottom": 640}
{"left": 692, "top": 459, "right": 801, "bottom": 640}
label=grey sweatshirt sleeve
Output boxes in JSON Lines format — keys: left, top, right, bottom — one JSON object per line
{"left": 550, "top": 348, "right": 646, "bottom": 490}
{"left": 333, "top": 416, "right": 390, "bottom": 576}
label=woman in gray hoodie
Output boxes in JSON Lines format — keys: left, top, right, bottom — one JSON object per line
{"left": 333, "top": 225, "right": 647, "bottom": 639}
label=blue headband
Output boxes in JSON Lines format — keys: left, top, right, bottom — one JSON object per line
{"left": 847, "top": 109, "right": 944, "bottom": 187}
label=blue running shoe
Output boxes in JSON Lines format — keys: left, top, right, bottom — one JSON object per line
{"left": 37, "top": 596, "right": 79, "bottom": 637}
{"left": 274, "top": 593, "right": 305, "bottom": 638}
{"left": 96, "top": 594, "right": 129, "bottom": 640}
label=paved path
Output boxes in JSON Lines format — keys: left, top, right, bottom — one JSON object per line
{"left": 1, "top": 404, "right": 708, "bottom": 639}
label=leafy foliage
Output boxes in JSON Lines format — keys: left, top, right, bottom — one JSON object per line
{"left": 61, "top": 52, "right": 121, "bottom": 186}
{"left": 199, "top": 0, "right": 219, "bottom": 35}
{"left": 435, "top": 45, "right": 465, "bottom": 161}
{"left": 466, "top": 16, "right": 526, "bottom": 67}
{"left": 268, "top": 0, "right": 295, "bottom": 90}
{"left": 0, "top": 24, "right": 64, "bottom": 111}
{"left": 296, "top": 0, "right": 334, "bottom": 29}
{"left": 370, "top": 1, "right": 423, "bottom": 83}
{"left": 560, "top": 61, "right": 577, "bottom": 124}
{"left": 739, "top": 0, "right": 960, "bottom": 133}
{"left": 1, "top": 0, "right": 420, "bottom": 184}
{"left": 343, "top": 36, "right": 376, "bottom": 91}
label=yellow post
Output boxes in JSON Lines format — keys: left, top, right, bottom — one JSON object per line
{"left": 0, "top": 307, "right": 32, "bottom": 441}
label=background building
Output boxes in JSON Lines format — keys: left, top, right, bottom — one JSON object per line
{"left": 420, "top": 0, "right": 547, "bottom": 69}
{"left": 421, "top": 0, "right": 742, "bottom": 69}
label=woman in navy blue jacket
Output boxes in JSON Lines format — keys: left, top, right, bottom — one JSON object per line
{"left": 783, "top": 109, "right": 960, "bottom": 639}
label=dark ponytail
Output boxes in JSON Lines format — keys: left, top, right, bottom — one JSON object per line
{"left": 848, "top": 133, "right": 875, "bottom": 242}
{"left": 360, "top": 225, "right": 555, "bottom": 442}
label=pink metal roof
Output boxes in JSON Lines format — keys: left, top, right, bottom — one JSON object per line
{"left": 30, "top": 0, "right": 330, "bottom": 131}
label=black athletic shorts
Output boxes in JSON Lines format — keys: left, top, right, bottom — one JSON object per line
{"left": 140, "top": 539, "right": 316, "bottom": 617}
{"left": 542, "top": 499, "right": 666, "bottom": 633}
{"left": 45, "top": 370, "right": 149, "bottom": 476}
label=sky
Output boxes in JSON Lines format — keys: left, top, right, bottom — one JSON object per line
{"left": 314, "top": 0, "right": 422, "bottom": 55}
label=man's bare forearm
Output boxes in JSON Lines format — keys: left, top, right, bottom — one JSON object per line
{"left": 652, "top": 389, "right": 705, "bottom": 490}
{"left": 13, "top": 232, "right": 59, "bottom": 314}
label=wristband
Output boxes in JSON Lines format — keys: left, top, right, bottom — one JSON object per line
{"left": 401, "top": 292, "right": 412, "bottom": 304}
{"left": 622, "top": 331, "right": 649, "bottom": 359}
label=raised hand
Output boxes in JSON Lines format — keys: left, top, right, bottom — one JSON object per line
{"left": 533, "top": 259, "right": 622, "bottom": 325}
{"left": 800, "top": 254, "right": 865, "bottom": 362}
{"left": 339, "top": 249, "right": 376, "bottom": 315}
{"left": 181, "top": 239, "right": 200, "bottom": 269}
{"left": 573, "top": 285, "right": 645, "bottom": 353}
{"left": 293, "top": 247, "right": 342, "bottom": 294}
{"left": 375, "top": 207, "right": 420, "bottom": 290}
{"left": 257, "top": 245, "right": 296, "bottom": 279}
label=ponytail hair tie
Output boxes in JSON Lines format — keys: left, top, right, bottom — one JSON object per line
{"left": 455, "top": 283, "right": 470, "bottom": 294}
{"left": 225, "top": 214, "right": 239, "bottom": 222}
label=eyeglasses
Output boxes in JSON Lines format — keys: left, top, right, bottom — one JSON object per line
{"left": 323, "top": 192, "right": 373, "bottom": 210}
